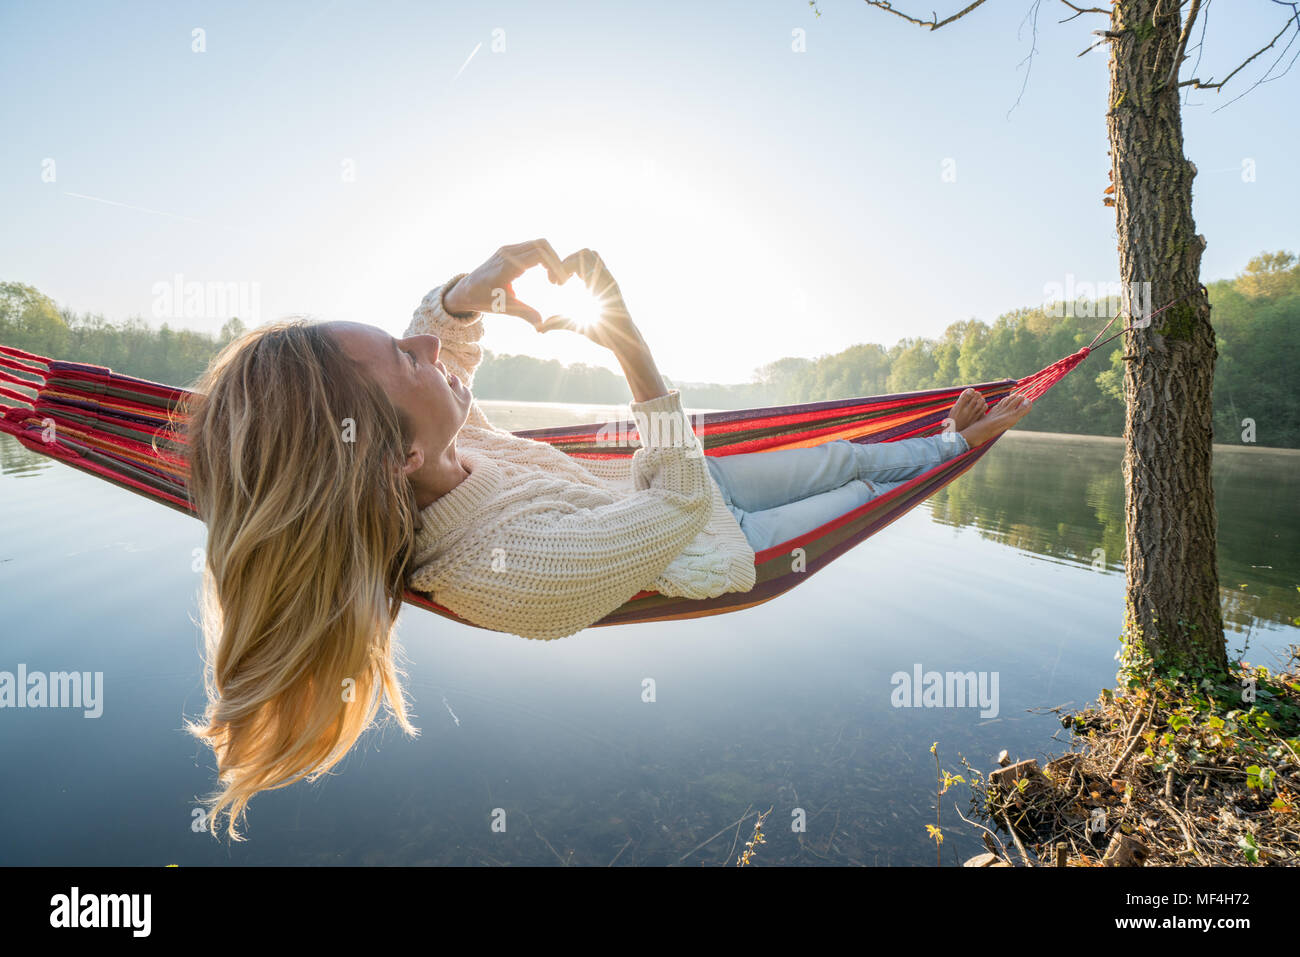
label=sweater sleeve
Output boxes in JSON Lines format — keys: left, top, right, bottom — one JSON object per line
{"left": 417, "top": 391, "right": 714, "bottom": 640}
{"left": 403, "top": 275, "right": 504, "bottom": 433}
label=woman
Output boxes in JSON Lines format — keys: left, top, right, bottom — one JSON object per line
{"left": 181, "top": 238, "right": 1031, "bottom": 839}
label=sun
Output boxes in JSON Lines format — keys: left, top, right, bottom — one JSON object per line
{"left": 509, "top": 268, "right": 605, "bottom": 332}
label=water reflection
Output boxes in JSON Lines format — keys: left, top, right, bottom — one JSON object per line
{"left": 0, "top": 436, "right": 53, "bottom": 478}
{"left": 926, "top": 431, "right": 1299, "bottom": 633}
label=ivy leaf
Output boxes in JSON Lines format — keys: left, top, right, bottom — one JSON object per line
{"left": 1238, "top": 833, "right": 1260, "bottom": 864}
{"left": 1245, "top": 765, "right": 1274, "bottom": 790}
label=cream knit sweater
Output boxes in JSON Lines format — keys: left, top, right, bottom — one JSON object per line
{"left": 401, "top": 278, "right": 756, "bottom": 640}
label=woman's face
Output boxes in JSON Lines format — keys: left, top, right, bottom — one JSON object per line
{"left": 325, "top": 321, "right": 473, "bottom": 471}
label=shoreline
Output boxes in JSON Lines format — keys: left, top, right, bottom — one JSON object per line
{"left": 958, "top": 645, "right": 1300, "bottom": 867}
{"left": 1001, "top": 430, "right": 1300, "bottom": 455}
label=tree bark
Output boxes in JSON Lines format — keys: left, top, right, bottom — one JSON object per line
{"left": 1107, "top": 0, "right": 1227, "bottom": 673}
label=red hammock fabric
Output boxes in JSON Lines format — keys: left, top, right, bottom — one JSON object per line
{"left": 0, "top": 341, "right": 1092, "bottom": 630}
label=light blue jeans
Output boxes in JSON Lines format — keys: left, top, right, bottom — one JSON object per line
{"left": 705, "top": 433, "right": 970, "bottom": 552}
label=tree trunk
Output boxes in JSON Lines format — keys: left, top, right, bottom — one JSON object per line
{"left": 1107, "top": 0, "right": 1227, "bottom": 673}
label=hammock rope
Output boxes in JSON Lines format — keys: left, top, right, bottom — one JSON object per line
{"left": 1081, "top": 285, "right": 1204, "bottom": 353}
{"left": 0, "top": 331, "right": 1101, "bottom": 630}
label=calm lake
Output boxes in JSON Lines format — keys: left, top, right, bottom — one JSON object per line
{"left": 1, "top": 400, "right": 1296, "bottom": 865}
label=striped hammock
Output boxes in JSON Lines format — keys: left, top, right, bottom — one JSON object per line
{"left": 0, "top": 341, "right": 1094, "bottom": 629}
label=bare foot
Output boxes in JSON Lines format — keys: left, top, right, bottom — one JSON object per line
{"left": 958, "top": 393, "right": 1033, "bottom": 448}
{"left": 942, "top": 388, "right": 987, "bottom": 434}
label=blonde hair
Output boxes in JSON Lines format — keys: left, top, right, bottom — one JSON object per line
{"left": 175, "top": 319, "right": 421, "bottom": 840}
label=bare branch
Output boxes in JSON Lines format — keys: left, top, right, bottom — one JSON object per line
{"left": 861, "top": 0, "right": 991, "bottom": 30}
{"left": 1178, "top": 11, "right": 1298, "bottom": 92}
{"left": 1009, "top": 0, "right": 1044, "bottom": 118}
{"left": 1164, "top": 0, "right": 1202, "bottom": 88}
{"left": 1215, "top": 19, "right": 1300, "bottom": 109}
{"left": 1077, "top": 25, "right": 1124, "bottom": 57}
{"left": 1057, "top": 0, "right": 1108, "bottom": 23}
{"left": 1182, "top": 0, "right": 1213, "bottom": 104}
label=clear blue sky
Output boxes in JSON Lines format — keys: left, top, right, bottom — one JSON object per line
{"left": 2, "top": 0, "right": 1295, "bottom": 382}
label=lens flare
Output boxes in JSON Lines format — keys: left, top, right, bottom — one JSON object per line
{"left": 510, "top": 269, "right": 605, "bottom": 331}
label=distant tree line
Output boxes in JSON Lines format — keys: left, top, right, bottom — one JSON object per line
{"left": 2, "top": 251, "right": 1296, "bottom": 446}
{"left": 0, "top": 281, "right": 247, "bottom": 388}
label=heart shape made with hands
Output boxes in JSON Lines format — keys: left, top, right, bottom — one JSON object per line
{"left": 507, "top": 264, "right": 606, "bottom": 332}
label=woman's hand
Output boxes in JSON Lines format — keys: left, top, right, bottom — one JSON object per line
{"left": 442, "top": 239, "right": 568, "bottom": 325}
{"left": 449, "top": 242, "right": 666, "bottom": 402}
{"left": 537, "top": 248, "right": 667, "bottom": 403}
{"left": 534, "top": 248, "right": 646, "bottom": 356}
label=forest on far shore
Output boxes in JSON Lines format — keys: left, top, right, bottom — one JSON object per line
{"left": 2, "top": 250, "right": 1297, "bottom": 448}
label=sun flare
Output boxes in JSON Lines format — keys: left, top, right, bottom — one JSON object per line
{"left": 510, "top": 269, "right": 605, "bottom": 332}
